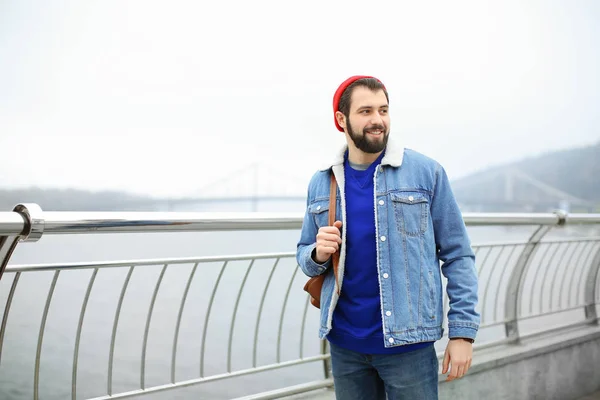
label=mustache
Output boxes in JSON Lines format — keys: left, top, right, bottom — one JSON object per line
{"left": 364, "top": 124, "right": 386, "bottom": 132}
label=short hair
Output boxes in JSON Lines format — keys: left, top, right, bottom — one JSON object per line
{"left": 338, "top": 78, "right": 389, "bottom": 118}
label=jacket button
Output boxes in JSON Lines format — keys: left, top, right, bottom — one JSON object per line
{"left": 316, "top": 205, "right": 321, "bottom": 211}
{"left": 378, "top": 199, "right": 384, "bottom": 205}
{"left": 383, "top": 273, "right": 389, "bottom": 279}
{"left": 388, "top": 337, "right": 394, "bottom": 343}
{"left": 380, "top": 236, "right": 386, "bottom": 242}
{"left": 408, "top": 196, "right": 414, "bottom": 202}
{"left": 386, "top": 311, "right": 391, "bottom": 316}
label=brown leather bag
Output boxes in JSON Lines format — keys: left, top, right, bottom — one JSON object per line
{"left": 303, "top": 172, "right": 340, "bottom": 309}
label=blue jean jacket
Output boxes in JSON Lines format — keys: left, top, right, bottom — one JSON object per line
{"left": 296, "top": 136, "right": 480, "bottom": 347}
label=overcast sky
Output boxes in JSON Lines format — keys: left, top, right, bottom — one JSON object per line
{"left": 0, "top": 1, "right": 598, "bottom": 198}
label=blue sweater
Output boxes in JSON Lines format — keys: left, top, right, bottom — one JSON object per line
{"left": 327, "top": 151, "right": 433, "bottom": 354}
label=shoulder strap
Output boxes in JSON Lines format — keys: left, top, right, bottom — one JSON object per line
{"left": 329, "top": 172, "right": 340, "bottom": 294}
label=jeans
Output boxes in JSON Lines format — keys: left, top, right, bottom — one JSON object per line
{"left": 329, "top": 342, "right": 439, "bottom": 400}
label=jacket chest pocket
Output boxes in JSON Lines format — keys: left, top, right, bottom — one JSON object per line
{"left": 309, "top": 200, "right": 332, "bottom": 228}
{"left": 390, "top": 192, "right": 429, "bottom": 236}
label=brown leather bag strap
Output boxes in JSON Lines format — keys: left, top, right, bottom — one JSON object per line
{"left": 329, "top": 172, "right": 340, "bottom": 294}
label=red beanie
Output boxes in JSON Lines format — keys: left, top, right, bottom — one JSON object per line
{"left": 332, "top": 75, "right": 385, "bottom": 132}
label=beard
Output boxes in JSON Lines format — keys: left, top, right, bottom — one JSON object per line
{"left": 347, "top": 120, "right": 389, "bottom": 154}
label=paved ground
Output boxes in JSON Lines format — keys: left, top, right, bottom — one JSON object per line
{"left": 579, "top": 391, "right": 600, "bottom": 400}
{"left": 288, "top": 388, "right": 600, "bottom": 399}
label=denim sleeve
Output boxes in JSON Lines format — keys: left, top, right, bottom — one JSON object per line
{"left": 431, "top": 164, "right": 480, "bottom": 340}
{"left": 296, "top": 184, "right": 331, "bottom": 277}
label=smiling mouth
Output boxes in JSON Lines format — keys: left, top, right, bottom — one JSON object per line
{"left": 366, "top": 128, "right": 384, "bottom": 136}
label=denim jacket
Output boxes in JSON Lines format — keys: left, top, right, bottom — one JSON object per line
{"left": 296, "top": 136, "right": 480, "bottom": 347}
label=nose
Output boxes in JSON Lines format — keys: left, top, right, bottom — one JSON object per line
{"left": 370, "top": 112, "right": 384, "bottom": 126}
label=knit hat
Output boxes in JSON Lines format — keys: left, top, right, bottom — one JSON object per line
{"left": 332, "top": 75, "right": 385, "bottom": 132}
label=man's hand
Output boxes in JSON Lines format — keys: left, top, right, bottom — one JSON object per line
{"left": 314, "top": 220, "right": 343, "bottom": 263}
{"left": 442, "top": 339, "right": 473, "bottom": 382}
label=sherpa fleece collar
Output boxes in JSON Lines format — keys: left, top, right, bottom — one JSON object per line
{"left": 319, "top": 134, "right": 405, "bottom": 171}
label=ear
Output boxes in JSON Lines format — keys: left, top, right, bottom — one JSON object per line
{"left": 335, "top": 111, "right": 347, "bottom": 131}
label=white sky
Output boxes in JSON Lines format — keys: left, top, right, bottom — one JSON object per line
{"left": 0, "top": 0, "right": 598, "bottom": 198}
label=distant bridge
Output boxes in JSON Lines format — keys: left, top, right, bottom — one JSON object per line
{"left": 451, "top": 167, "right": 596, "bottom": 212}
{"left": 137, "top": 163, "right": 308, "bottom": 211}
{"left": 126, "top": 164, "right": 596, "bottom": 213}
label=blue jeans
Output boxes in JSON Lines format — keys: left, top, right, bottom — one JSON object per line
{"left": 329, "top": 342, "right": 439, "bottom": 400}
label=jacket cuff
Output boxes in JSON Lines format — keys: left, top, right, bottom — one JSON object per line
{"left": 448, "top": 323, "right": 478, "bottom": 341}
{"left": 305, "top": 244, "right": 331, "bottom": 275}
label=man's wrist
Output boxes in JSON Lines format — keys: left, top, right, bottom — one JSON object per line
{"left": 311, "top": 248, "right": 329, "bottom": 265}
{"left": 450, "top": 337, "right": 474, "bottom": 344}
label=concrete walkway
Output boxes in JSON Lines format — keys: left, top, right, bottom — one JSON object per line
{"left": 287, "top": 387, "right": 600, "bottom": 399}
{"left": 579, "top": 390, "right": 600, "bottom": 400}
{"left": 285, "top": 388, "right": 333, "bottom": 400}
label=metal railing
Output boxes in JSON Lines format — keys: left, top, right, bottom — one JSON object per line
{"left": 0, "top": 204, "right": 599, "bottom": 399}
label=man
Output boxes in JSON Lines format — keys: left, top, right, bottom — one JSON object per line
{"left": 296, "top": 75, "right": 479, "bottom": 399}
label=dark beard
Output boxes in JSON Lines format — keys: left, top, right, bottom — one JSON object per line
{"left": 347, "top": 121, "right": 389, "bottom": 154}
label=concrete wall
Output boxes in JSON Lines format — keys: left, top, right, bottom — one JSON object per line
{"left": 440, "top": 326, "right": 600, "bottom": 400}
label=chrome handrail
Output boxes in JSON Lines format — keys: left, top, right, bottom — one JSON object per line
{"left": 2, "top": 205, "right": 600, "bottom": 238}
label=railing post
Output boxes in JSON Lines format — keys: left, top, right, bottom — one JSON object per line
{"left": 503, "top": 210, "right": 566, "bottom": 343}
{"left": 0, "top": 235, "right": 20, "bottom": 281}
{"left": 320, "top": 339, "right": 331, "bottom": 379}
{"left": 0, "top": 204, "right": 44, "bottom": 281}
{"left": 584, "top": 245, "right": 600, "bottom": 324}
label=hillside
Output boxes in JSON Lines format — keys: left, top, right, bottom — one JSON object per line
{"left": 451, "top": 141, "right": 600, "bottom": 211}
{"left": 0, "top": 187, "right": 160, "bottom": 211}
{"left": 510, "top": 141, "right": 599, "bottom": 201}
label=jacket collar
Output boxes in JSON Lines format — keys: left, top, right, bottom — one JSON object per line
{"left": 319, "top": 134, "right": 405, "bottom": 171}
